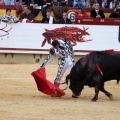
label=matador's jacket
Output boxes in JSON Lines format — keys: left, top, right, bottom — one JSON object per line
{"left": 40, "top": 38, "right": 75, "bottom": 83}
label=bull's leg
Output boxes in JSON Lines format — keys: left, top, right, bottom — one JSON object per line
{"left": 92, "top": 74, "right": 102, "bottom": 102}
{"left": 92, "top": 86, "right": 99, "bottom": 102}
{"left": 100, "top": 84, "right": 113, "bottom": 100}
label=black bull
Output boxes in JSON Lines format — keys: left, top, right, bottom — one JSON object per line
{"left": 66, "top": 52, "right": 120, "bottom": 101}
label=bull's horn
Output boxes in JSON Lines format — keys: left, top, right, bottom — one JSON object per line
{"left": 62, "top": 80, "right": 70, "bottom": 91}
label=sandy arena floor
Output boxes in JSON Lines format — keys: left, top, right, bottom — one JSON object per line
{"left": 0, "top": 63, "right": 120, "bottom": 120}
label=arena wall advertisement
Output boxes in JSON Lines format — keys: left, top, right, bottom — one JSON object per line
{"left": 0, "top": 22, "right": 120, "bottom": 54}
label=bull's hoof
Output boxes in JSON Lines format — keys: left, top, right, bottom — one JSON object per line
{"left": 72, "top": 95, "right": 78, "bottom": 98}
{"left": 109, "top": 94, "right": 113, "bottom": 100}
{"left": 91, "top": 98, "right": 98, "bottom": 102}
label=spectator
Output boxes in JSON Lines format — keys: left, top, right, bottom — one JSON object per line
{"left": 51, "top": 0, "right": 60, "bottom": 6}
{"left": 112, "top": 0, "right": 120, "bottom": 8}
{"left": 19, "top": 6, "right": 34, "bottom": 21}
{"left": 41, "top": 0, "right": 52, "bottom": 17}
{"left": 30, "top": 0, "right": 42, "bottom": 17}
{"left": 15, "top": 0, "right": 23, "bottom": 5}
{"left": 41, "top": 9, "right": 55, "bottom": 23}
{"left": 1, "top": 8, "right": 19, "bottom": 23}
{"left": 59, "top": 12, "right": 72, "bottom": 24}
{"left": 75, "top": 8, "right": 89, "bottom": 17}
{"left": 90, "top": 3, "right": 105, "bottom": 18}
{"left": 52, "top": 1, "right": 68, "bottom": 20}
{"left": 109, "top": 8, "right": 120, "bottom": 18}
{"left": 0, "top": 0, "right": 4, "bottom": 5}
{"left": 4, "top": 0, "right": 15, "bottom": 5}
{"left": 73, "top": 0, "right": 86, "bottom": 8}
{"left": 97, "top": 0, "right": 102, "bottom": 8}
{"left": 15, "top": 0, "right": 23, "bottom": 17}
{"left": 86, "top": 0, "right": 96, "bottom": 8}
{"left": 22, "top": 0, "right": 31, "bottom": 5}
{"left": 102, "top": 0, "right": 110, "bottom": 8}
{"left": 60, "top": 0, "right": 73, "bottom": 7}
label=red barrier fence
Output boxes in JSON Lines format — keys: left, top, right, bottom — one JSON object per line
{"left": 74, "top": 17, "right": 120, "bottom": 25}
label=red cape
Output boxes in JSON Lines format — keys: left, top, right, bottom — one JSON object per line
{"left": 31, "top": 68, "right": 65, "bottom": 97}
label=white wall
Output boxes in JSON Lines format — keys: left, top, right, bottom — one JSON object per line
{"left": 0, "top": 22, "right": 120, "bottom": 55}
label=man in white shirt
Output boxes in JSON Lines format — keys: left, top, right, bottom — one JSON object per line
{"left": 41, "top": 9, "right": 55, "bottom": 23}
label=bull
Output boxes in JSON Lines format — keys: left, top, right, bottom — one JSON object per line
{"left": 65, "top": 51, "right": 120, "bottom": 101}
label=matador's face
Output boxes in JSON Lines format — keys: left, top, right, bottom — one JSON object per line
{"left": 53, "top": 45, "right": 59, "bottom": 49}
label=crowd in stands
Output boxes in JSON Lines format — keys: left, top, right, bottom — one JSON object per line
{"left": 0, "top": 0, "right": 120, "bottom": 8}
{"left": 0, "top": 0, "right": 120, "bottom": 24}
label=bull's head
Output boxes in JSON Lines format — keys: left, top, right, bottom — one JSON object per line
{"left": 65, "top": 65, "right": 85, "bottom": 97}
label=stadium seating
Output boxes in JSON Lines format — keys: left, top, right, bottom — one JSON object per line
{"left": 0, "top": 5, "right": 114, "bottom": 21}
